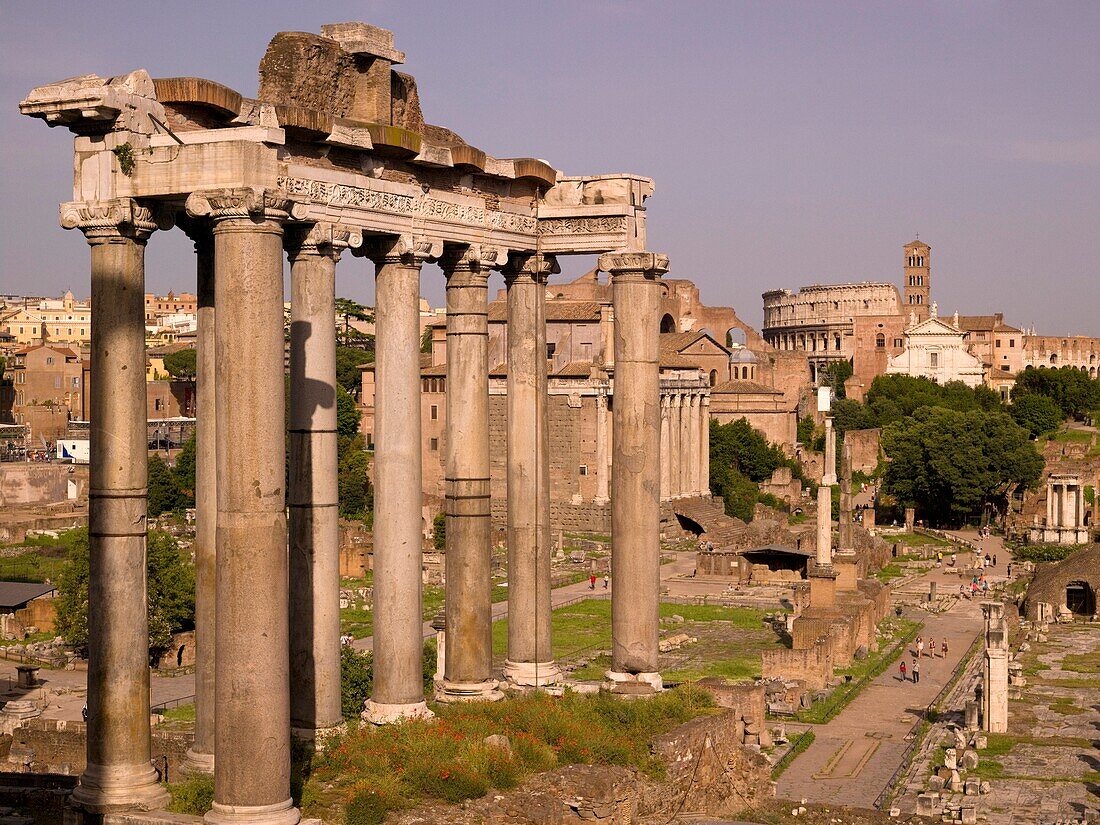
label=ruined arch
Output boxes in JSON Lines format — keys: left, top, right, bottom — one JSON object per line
{"left": 660, "top": 313, "right": 676, "bottom": 333}
{"left": 1065, "top": 581, "right": 1095, "bottom": 616}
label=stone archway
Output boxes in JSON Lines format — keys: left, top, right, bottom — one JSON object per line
{"left": 660, "top": 313, "right": 676, "bottom": 333}
{"left": 1065, "top": 581, "right": 1095, "bottom": 616}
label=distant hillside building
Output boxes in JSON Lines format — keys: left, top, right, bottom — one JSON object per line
{"left": 885, "top": 306, "right": 985, "bottom": 388}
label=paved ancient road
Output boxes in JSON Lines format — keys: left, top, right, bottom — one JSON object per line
{"left": 776, "top": 531, "right": 1013, "bottom": 807}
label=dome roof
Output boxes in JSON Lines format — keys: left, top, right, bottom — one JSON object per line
{"left": 729, "top": 348, "right": 758, "bottom": 363}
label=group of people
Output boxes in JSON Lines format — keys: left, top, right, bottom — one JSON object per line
{"left": 588, "top": 573, "right": 610, "bottom": 590}
{"left": 899, "top": 634, "right": 949, "bottom": 683}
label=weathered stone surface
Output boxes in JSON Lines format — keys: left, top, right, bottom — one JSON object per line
{"left": 258, "top": 32, "right": 357, "bottom": 117}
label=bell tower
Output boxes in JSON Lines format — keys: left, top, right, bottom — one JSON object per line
{"left": 903, "top": 238, "right": 931, "bottom": 323}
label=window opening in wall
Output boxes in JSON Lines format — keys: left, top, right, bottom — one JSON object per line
{"left": 579, "top": 465, "right": 588, "bottom": 476}
{"left": 430, "top": 405, "right": 438, "bottom": 420}
{"left": 930, "top": 352, "right": 939, "bottom": 368}
{"left": 429, "top": 438, "right": 438, "bottom": 451}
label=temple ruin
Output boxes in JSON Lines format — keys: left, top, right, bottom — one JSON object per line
{"left": 20, "top": 22, "right": 669, "bottom": 822}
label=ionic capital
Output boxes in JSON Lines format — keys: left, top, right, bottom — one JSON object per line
{"left": 60, "top": 198, "right": 170, "bottom": 242}
{"left": 360, "top": 234, "right": 442, "bottom": 267}
{"left": 598, "top": 251, "right": 669, "bottom": 280}
{"left": 502, "top": 252, "right": 560, "bottom": 286}
{"left": 440, "top": 243, "right": 508, "bottom": 274}
{"left": 286, "top": 222, "right": 364, "bottom": 262}
{"left": 184, "top": 187, "right": 308, "bottom": 224}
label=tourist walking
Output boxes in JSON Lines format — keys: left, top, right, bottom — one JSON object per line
{"left": 916, "top": 636, "right": 924, "bottom": 658}
{"left": 912, "top": 659, "right": 920, "bottom": 683}
{"left": 603, "top": 573, "right": 610, "bottom": 589}
{"left": 589, "top": 573, "right": 597, "bottom": 590}
{"left": 992, "top": 554, "right": 997, "bottom": 567}
{"left": 927, "top": 637, "right": 935, "bottom": 658}
{"left": 941, "top": 638, "right": 949, "bottom": 658}
{"left": 899, "top": 661, "right": 907, "bottom": 682}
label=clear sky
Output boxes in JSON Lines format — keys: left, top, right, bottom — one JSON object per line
{"left": 2, "top": 1, "right": 1098, "bottom": 335}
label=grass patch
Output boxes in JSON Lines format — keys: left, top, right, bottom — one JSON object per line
{"left": 891, "top": 532, "right": 953, "bottom": 548}
{"left": 311, "top": 685, "right": 715, "bottom": 824}
{"left": 341, "top": 585, "right": 446, "bottom": 640}
{"left": 873, "top": 563, "right": 908, "bottom": 582}
{"left": 1049, "top": 428, "right": 1094, "bottom": 445}
{"left": 771, "top": 729, "right": 814, "bottom": 779}
{"left": 1061, "top": 651, "right": 1100, "bottom": 674}
{"left": 160, "top": 703, "right": 195, "bottom": 723}
{"left": 0, "top": 550, "right": 70, "bottom": 584}
{"left": 167, "top": 774, "right": 214, "bottom": 815}
{"left": 1050, "top": 698, "right": 1090, "bottom": 715}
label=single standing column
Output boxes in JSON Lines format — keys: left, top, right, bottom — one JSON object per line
{"left": 699, "top": 394, "right": 710, "bottom": 496}
{"left": 823, "top": 416, "right": 837, "bottom": 486}
{"left": 1064, "top": 484, "right": 1076, "bottom": 528}
{"left": 186, "top": 189, "right": 300, "bottom": 825}
{"left": 63, "top": 199, "right": 170, "bottom": 814}
{"left": 287, "top": 223, "right": 361, "bottom": 738}
{"left": 669, "top": 394, "right": 682, "bottom": 498}
{"left": 439, "top": 244, "right": 505, "bottom": 703}
{"left": 1047, "top": 481, "right": 1054, "bottom": 525}
{"left": 595, "top": 392, "right": 610, "bottom": 504}
{"left": 659, "top": 395, "right": 671, "bottom": 501}
{"left": 679, "top": 393, "right": 692, "bottom": 495}
{"left": 182, "top": 220, "right": 215, "bottom": 776}
{"left": 687, "top": 393, "right": 701, "bottom": 495}
{"left": 365, "top": 235, "right": 439, "bottom": 723}
{"left": 600, "top": 252, "right": 669, "bottom": 693}
{"left": 503, "top": 253, "right": 562, "bottom": 687}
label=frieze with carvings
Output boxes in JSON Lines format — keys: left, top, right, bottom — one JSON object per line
{"left": 536, "top": 217, "right": 629, "bottom": 236}
{"left": 278, "top": 176, "right": 537, "bottom": 234}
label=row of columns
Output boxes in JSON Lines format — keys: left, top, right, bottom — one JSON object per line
{"left": 1046, "top": 478, "right": 1085, "bottom": 529}
{"left": 63, "top": 192, "right": 670, "bottom": 820}
{"left": 660, "top": 390, "right": 710, "bottom": 500}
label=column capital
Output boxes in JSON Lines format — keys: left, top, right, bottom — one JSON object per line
{"left": 184, "top": 187, "right": 308, "bottom": 223}
{"left": 286, "top": 221, "right": 364, "bottom": 262}
{"left": 440, "top": 242, "right": 508, "bottom": 274}
{"left": 175, "top": 213, "right": 214, "bottom": 256}
{"left": 60, "top": 198, "right": 170, "bottom": 242}
{"left": 598, "top": 251, "right": 669, "bottom": 279}
{"left": 360, "top": 234, "right": 442, "bottom": 267}
{"left": 502, "top": 252, "right": 560, "bottom": 285}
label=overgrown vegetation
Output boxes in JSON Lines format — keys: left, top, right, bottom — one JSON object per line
{"left": 1009, "top": 543, "right": 1084, "bottom": 564}
{"left": 1012, "top": 365, "right": 1100, "bottom": 421}
{"left": 709, "top": 418, "right": 813, "bottom": 521}
{"left": 312, "top": 686, "right": 716, "bottom": 824}
{"left": 339, "top": 640, "right": 437, "bottom": 721}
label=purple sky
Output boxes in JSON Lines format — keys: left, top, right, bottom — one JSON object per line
{"left": 2, "top": 1, "right": 1098, "bottom": 335}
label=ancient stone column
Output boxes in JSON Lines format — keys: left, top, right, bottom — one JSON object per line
{"left": 1046, "top": 479, "right": 1055, "bottom": 525}
{"left": 183, "top": 220, "right": 215, "bottom": 776}
{"left": 287, "top": 223, "right": 360, "bottom": 738}
{"left": 699, "top": 394, "right": 710, "bottom": 496}
{"left": 690, "top": 393, "right": 703, "bottom": 495}
{"left": 503, "top": 253, "right": 562, "bottom": 686}
{"left": 186, "top": 189, "right": 300, "bottom": 825}
{"left": 679, "top": 393, "right": 692, "bottom": 496}
{"left": 595, "top": 391, "right": 610, "bottom": 505}
{"left": 365, "top": 235, "right": 439, "bottom": 723}
{"left": 62, "top": 199, "right": 170, "bottom": 814}
{"left": 838, "top": 438, "right": 853, "bottom": 551}
{"left": 823, "top": 417, "right": 837, "bottom": 486}
{"left": 982, "top": 602, "right": 1009, "bottom": 733}
{"left": 669, "top": 394, "right": 682, "bottom": 498}
{"left": 439, "top": 244, "right": 505, "bottom": 703}
{"left": 600, "top": 252, "right": 669, "bottom": 692}
{"left": 1064, "top": 484, "right": 1076, "bottom": 528}
{"left": 660, "top": 395, "right": 671, "bottom": 501}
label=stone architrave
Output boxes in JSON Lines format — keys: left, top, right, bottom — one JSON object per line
{"left": 287, "top": 222, "right": 362, "bottom": 738}
{"left": 62, "top": 198, "right": 171, "bottom": 814}
{"left": 502, "top": 252, "right": 562, "bottom": 686}
{"left": 186, "top": 188, "right": 303, "bottom": 825}
{"left": 364, "top": 234, "right": 440, "bottom": 723}
{"left": 599, "top": 251, "right": 669, "bottom": 692}
{"left": 438, "top": 244, "right": 505, "bottom": 703}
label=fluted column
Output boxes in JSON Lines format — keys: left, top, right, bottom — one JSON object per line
{"left": 181, "top": 219, "right": 215, "bottom": 776}
{"left": 186, "top": 189, "right": 301, "bottom": 825}
{"left": 503, "top": 252, "right": 561, "bottom": 687}
{"left": 364, "top": 235, "right": 439, "bottom": 723}
{"left": 659, "top": 395, "right": 671, "bottom": 501}
{"left": 62, "top": 199, "right": 170, "bottom": 814}
{"left": 688, "top": 393, "right": 701, "bottom": 495}
{"left": 678, "top": 393, "right": 692, "bottom": 496}
{"left": 699, "top": 395, "right": 710, "bottom": 496}
{"left": 600, "top": 252, "right": 668, "bottom": 693}
{"left": 595, "top": 391, "right": 610, "bottom": 504}
{"left": 287, "top": 223, "right": 361, "bottom": 738}
{"left": 439, "top": 244, "right": 505, "bottom": 703}
{"left": 669, "top": 394, "right": 682, "bottom": 498}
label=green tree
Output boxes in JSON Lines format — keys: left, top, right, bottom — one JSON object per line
{"left": 55, "top": 529, "right": 195, "bottom": 654}
{"left": 336, "top": 384, "right": 361, "bottom": 439}
{"left": 708, "top": 419, "right": 811, "bottom": 522}
{"left": 338, "top": 434, "right": 373, "bottom": 519}
{"left": 173, "top": 432, "right": 197, "bottom": 504}
{"left": 881, "top": 407, "right": 1042, "bottom": 525}
{"left": 148, "top": 455, "right": 183, "bottom": 516}
{"left": 335, "top": 346, "right": 371, "bottom": 394}
{"left": 433, "top": 511, "right": 446, "bottom": 550}
{"left": 340, "top": 646, "right": 374, "bottom": 720}
{"left": 1008, "top": 393, "right": 1064, "bottom": 438}
{"left": 421, "top": 327, "right": 433, "bottom": 354}
{"left": 820, "top": 360, "right": 853, "bottom": 398}
{"left": 162, "top": 348, "right": 197, "bottom": 381}
{"left": 1013, "top": 366, "right": 1100, "bottom": 420}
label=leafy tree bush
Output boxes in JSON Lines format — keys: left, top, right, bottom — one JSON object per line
{"left": 433, "top": 511, "right": 446, "bottom": 550}
{"left": 1008, "top": 393, "right": 1064, "bottom": 438}
{"left": 336, "top": 384, "right": 361, "bottom": 439}
{"left": 162, "top": 348, "right": 197, "bottom": 381}
{"left": 709, "top": 419, "right": 811, "bottom": 522}
{"left": 881, "top": 407, "right": 1042, "bottom": 525}
{"left": 796, "top": 416, "right": 815, "bottom": 445}
{"left": 336, "top": 346, "right": 371, "bottom": 393}
{"left": 338, "top": 435, "right": 373, "bottom": 520}
{"left": 55, "top": 529, "right": 195, "bottom": 654}
{"left": 820, "top": 360, "right": 853, "bottom": 397}
{"left": 341, "top": 646, "right": 373, "bottom": 720}
{"left": 148, "top": 455, "right": 184, "bottom": 517}
{"left": 173, "top": 432, "right": 197, "bottom": 503}
{"left": 1013, "top": 365, "right": 1100, "bottom": 420}
{"left": 1010, "top": 543, "right": 1083, "bottom": 563}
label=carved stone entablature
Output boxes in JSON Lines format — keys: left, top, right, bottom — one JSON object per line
{"left": 536, "top": 216, "right": 629, "bottom": 236}
{"left": 185, "top": 187, "right": 308, "bottom": 223}
{"left": 598, "top": 251, "right": 670, "bottom": 279}
{"left": 502, "top": 252, "right": 560, "bottom": 285}
{"left": 440, "top": 243, "right": 508, "bottom": 273}
{"left": 277, "top": 174, "right": 538, "bottom": 235}
{"left": 360, "top": 234, "right": 442, "bottom": 267}
{"left": 21, "top": 70, "right": 166, "bottom": 136}
{"left": 286, "top": 221, "right": 364, "bottom": 261}
{"left": 60, "top": 198, "right": 169, "bottom": 241}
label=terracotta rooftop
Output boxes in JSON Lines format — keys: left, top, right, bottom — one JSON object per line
{"left": 710, "top": 380, "right": 782, "bottom": 395}
{"left": 487, "top": 300, "right": 602, "bottom": 323}
{"left": 660, "top": 330, "right": 710, "bottom": 354}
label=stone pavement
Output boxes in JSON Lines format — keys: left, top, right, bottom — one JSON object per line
{"left": 775, "top": 545, "right": 994, "bottom": 807}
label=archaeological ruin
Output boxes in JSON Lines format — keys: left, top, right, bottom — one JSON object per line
{"left": 19, "top": 21, "right": 672, "bottom": 822}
